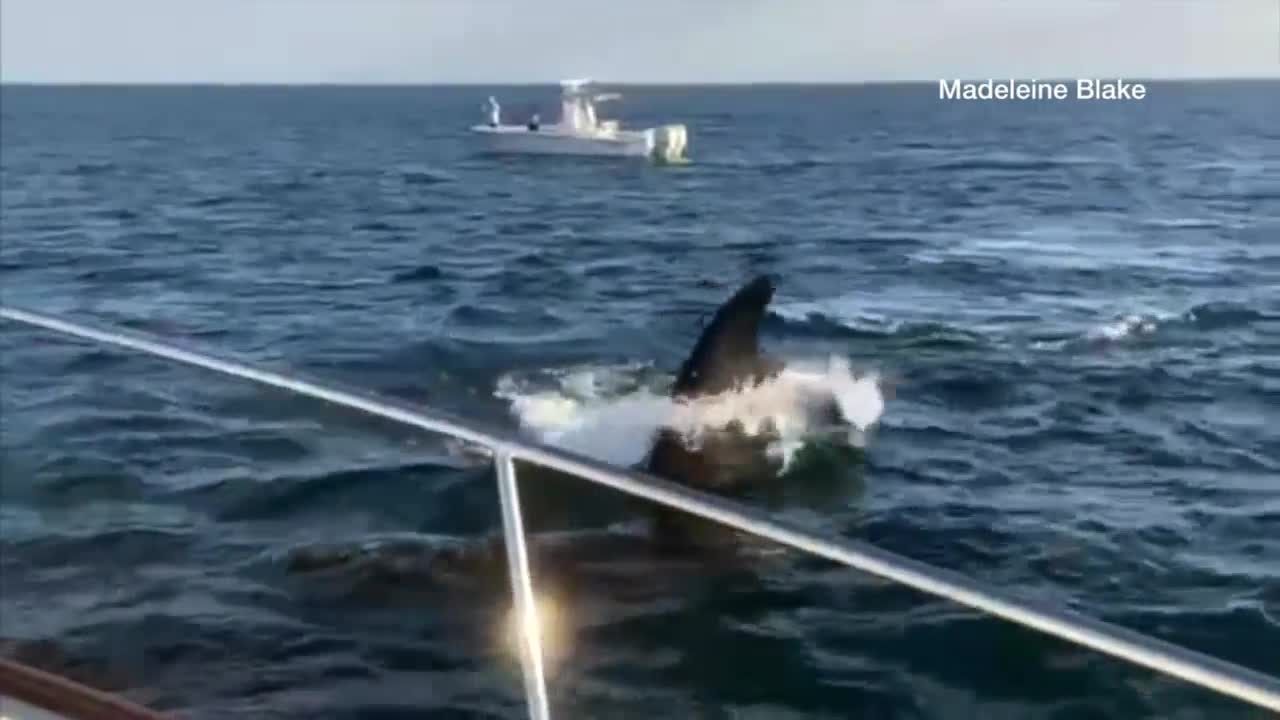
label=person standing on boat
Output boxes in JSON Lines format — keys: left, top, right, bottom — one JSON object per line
{"left": 486, "top": 96, "right": 500, "bottom": 127}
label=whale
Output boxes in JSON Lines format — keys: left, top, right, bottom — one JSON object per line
{"left": 286, "top": 275, "right": 858, "bottom": 589}
{"left": 641, "top": 274, "right": 817, "bottom": 550}
{"left": 644, "top": 274, "right": 785, "bottom": 492}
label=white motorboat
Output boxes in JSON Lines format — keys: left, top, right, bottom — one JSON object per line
{"left": 469, "top": 79, "right": 688, "bottom": 162}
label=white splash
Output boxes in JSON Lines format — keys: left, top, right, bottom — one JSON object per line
{"left": 494, "top": 355, "right": 886, "bottom": 470}
{"left": 1086, "top": 311, "right": 1172, "bottom": 342}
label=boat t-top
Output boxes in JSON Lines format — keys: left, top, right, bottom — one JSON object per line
{"left": 469, "top": 79, "right": 688, "bottom": 162}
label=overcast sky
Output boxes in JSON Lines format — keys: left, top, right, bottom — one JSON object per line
{"left": 2, "top": 0, "right": 1276, "bottom": 83}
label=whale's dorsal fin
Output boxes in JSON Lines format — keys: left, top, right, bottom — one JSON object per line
{"left": 671, "top": 275, "right": 779, "bottom": 399}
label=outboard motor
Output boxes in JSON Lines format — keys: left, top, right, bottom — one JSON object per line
{"left": 651, "top": 124, "right": 688, "bottom": 162}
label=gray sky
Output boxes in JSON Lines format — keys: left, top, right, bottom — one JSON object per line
{"left": 2, "top": 0, "right": 1277, "bottom": 83}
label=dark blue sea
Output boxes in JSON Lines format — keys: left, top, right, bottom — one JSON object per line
{"left": 1, "top": 83, "right": 1278, "bottom": 719}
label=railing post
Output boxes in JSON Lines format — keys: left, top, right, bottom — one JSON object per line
{"left": 494, "top": 449, "right": 551, "bottom": 720}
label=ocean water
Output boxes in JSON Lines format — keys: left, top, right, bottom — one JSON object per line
{"left": 1, "top": 83, "right": 1278, "bottom": 719}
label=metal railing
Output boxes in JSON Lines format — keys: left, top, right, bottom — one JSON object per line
{"left": 3, "top": 304, "right": 1279, "bottom": 719}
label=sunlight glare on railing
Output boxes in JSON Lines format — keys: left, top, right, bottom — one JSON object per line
{"left": 500, "top": 593, "right": 568, "bottom": 669}
{"left": 495, "top": 451, "right": 552, "bottom": 720}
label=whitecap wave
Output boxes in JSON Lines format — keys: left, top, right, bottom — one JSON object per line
{"left": 770, "top": 295, "right": 891, "bottom": 329}
{"left": 1086, "top": 313, "right": 1163, "bottom": 342}
{"left": 495, "top": 356, "right": 886, "bottom": 471}
{"left": 1030, "top": 308, "right": 1181, "bottom": 350}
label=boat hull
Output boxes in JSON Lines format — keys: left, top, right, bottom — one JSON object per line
{"left": 471, "top": 125, "right": 650, "bottom": 157}
{"left": 1, "top": 657, "right": 168, "bottom": 720}
{"left": 470, "top": 124, "right": 686, "bottom": 161}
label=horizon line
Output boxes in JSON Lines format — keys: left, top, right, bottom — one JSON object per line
{"left": 2, "top": 75, "right": 1278, "bottom": 88}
